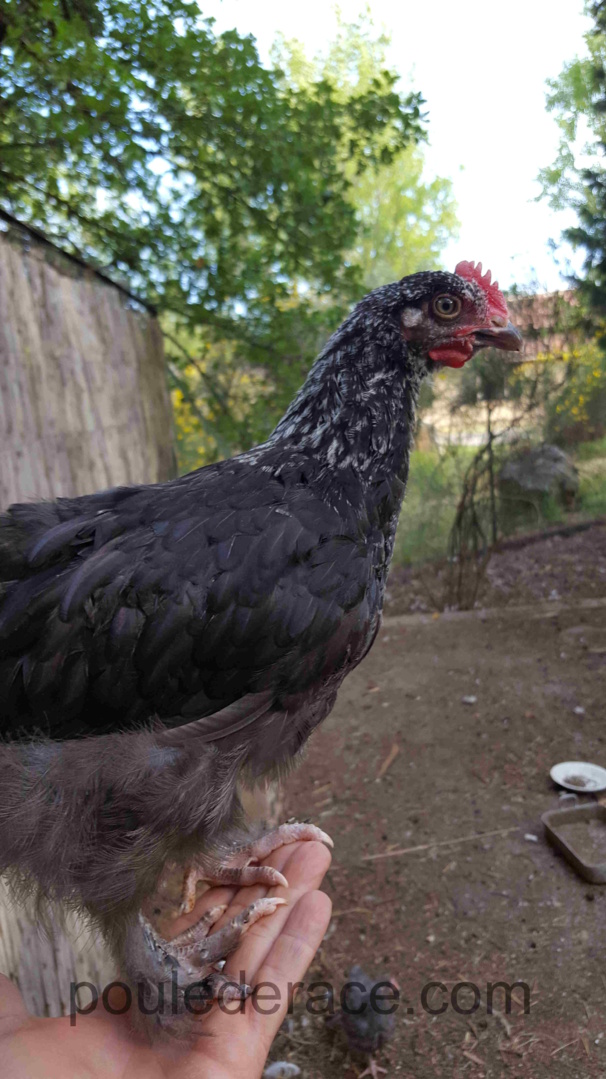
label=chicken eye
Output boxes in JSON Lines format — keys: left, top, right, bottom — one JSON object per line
{"left": 432, "top": 294, "right": 462, "bottom": 320}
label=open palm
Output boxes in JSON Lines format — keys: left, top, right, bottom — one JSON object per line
{"left": 0, "top": 841, "right": 332, "bottom": 1079}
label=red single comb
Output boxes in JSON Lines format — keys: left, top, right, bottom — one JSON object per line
{"left": 454, "top": 260, "right": 508, "bottom": 319}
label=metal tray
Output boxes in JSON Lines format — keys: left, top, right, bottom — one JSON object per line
{"left": 542, "top": 803, "right": 606, "bottom": 883}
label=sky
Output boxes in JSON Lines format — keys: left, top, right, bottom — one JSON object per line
{"left": 203, "top": 0, "right": 592, "bottom": 293}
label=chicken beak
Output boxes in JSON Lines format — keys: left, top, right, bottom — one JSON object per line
{"left": 473, "top": 321, "right": 523, "bottom": 354}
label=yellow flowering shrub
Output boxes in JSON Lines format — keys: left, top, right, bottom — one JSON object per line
{"left": 545, "top": 342, "right": 606, "bottom": 444}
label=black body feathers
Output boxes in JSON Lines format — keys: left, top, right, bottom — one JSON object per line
{"left": 0, "top": 274, "right": 428, "bottom": 756}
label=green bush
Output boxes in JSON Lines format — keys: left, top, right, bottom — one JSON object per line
{"left": 577, "top": 456, "right": 606, "bottom": 516}
{"left": 394, "top": 437, "right": 606, "bottom": 570}
{"left": 575, "top": 435, "right": 606, "bottom": 462}
{"left": 394, "top": 446, "right": 475, "bottom": 564}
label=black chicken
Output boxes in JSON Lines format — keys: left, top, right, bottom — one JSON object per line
{"left": 0, "top": 262, "right": 521, "bottom": 1031}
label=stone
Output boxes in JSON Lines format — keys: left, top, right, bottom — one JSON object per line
{"left": 499, "top": 444, "right": 579, "bottom": 507}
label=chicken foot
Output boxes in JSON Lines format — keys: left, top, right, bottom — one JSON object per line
{"left": 123, "top": 895, "right": 286, "bottom": 1035}
{"left": 123, "top": 821, "right": 332, "bottom": 1034}
{"left": 179, "top": 821, "right": 333, "bottom": 915}
{"left": 359, "top": 1060, "right": 388, "bottom": 1079}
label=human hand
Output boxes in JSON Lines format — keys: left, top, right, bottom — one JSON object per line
{"left": 0, "top": 839, "right": 332, "bottom": 1078}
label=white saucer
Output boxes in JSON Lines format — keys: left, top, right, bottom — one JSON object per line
{"left": 550, "top": 761, "right": 606, "bottom": 793}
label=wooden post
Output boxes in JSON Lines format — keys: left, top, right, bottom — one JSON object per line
{"left": 0, "top": 883, "right": 116, "bottom": 1017}
{"left": 0, "top": 227, "right": 174, "bottom": 1016}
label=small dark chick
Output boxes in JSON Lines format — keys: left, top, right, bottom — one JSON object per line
{"left": 327, "top": 965, "right": 399, "bottom": 1078}
{"left": 0, "top": 261, "right": 521, "bottom": 1035}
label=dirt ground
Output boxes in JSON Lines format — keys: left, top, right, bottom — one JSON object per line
{"left": 385, "top": 520, "right": 606, "bottom": 616}
{"left": 265, "top": 526, "right": 606, "bottom": 1078}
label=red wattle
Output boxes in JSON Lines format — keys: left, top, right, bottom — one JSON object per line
{"left": 428, "top": 341, "right": 473, "bottom": 368}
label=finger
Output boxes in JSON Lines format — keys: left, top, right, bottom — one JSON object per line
{"left": 221, "top": 840, "right": 332, "bottom": 984}
{"left": 247, "top": 889, "right": 332, "bottom": 1055}
{"left": 203, "top": 887, "right": 331, "bottom": 1048}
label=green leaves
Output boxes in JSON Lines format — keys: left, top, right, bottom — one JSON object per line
{"left": 1, "top": 2, "right": 453, "bottom": 463}
{"left": 273, "top": 16, "right": 456, "bottom": 293}
{"left": 0, "top": 0, "right": 423, "bottom": 322}
{"left": 539, "top": 3, "right": 606, "bottom": 313}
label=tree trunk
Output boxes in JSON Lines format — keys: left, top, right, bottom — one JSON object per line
{"left": 0, "top": 226, "right": 175, "bottom": 1016}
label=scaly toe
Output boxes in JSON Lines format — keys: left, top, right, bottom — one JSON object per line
{"left": 176, "top": 819, "right": 330, "bottom": 917}
{"left": 244, "top": 822, "right": 334, "bottom": 862}
{"left": 242, "top": 895, "right": 288, "bottom": 924}
{"left": 168, "top": 904, "right": 229, "bottom": 952}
